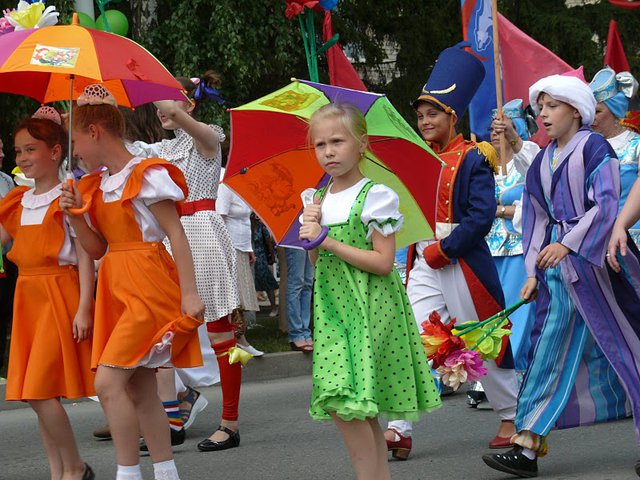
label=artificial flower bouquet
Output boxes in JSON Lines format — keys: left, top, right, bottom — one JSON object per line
{"left": 420, "top": 300, "right": 525, "bottom": 390}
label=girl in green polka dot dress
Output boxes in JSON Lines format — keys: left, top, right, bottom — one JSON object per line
{"left": 300, "top": 103, "right": 441, "bottom": 480}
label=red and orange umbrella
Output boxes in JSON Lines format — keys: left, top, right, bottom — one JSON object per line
{"left": 0, "top": 13, "right": 185, "bottom": 107}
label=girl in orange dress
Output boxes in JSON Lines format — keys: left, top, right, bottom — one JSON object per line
{"left": 0, "top": 108, "right": 95, "bottom": 480}
{"left": 59, "top": 85, "right": 204, "bottom": 480}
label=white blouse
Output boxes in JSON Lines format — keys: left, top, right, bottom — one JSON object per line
{"left": 100, "top": 157, "right": 185, "bottom": 242}
{"left": 20, "top": 183, "right": 76, "bottom": 265}
{"left": 217, "top": 183, "right": 253, "bottom": 252}
{"left": 319, "top": 178, "right": 404, "bottom": 239}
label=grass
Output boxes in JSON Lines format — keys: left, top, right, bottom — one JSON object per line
{"left": 244, "top": 307, "right": 292, "bottom": 353}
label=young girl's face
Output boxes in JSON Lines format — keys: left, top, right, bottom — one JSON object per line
{"left": 157, "top": 101, "right": 191, "bottom": 130}
{"left": 311, "top": 117, "right": 365, "bottom": 178}
{"left": 537, "top": 93, "right": 580, "bottom": 140}
{"left": 71, "top": 126, "right": 99, "bottom": 171}
{"left": 415, "top": 102, "right": 452, "bottom": 146}
{"left": 14, "top": 129, "right": 60, "bottom": 181}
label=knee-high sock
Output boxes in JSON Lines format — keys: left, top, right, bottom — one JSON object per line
{"left": 212, "top": 338, "right": 242, "bottom": 421}
{"left": 162, "top": 400, "right": 183, "bottom": 431}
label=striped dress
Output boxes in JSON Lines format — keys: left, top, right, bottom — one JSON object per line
{"left": 517, "top": 128, "right": 640, "bottom": 442}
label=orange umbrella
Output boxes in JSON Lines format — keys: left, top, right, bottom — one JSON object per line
{"left": 0, "top": 13, "right": 185, "bottom": 107}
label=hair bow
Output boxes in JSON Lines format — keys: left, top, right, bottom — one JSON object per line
{"left": 193, "top": 80, "right": 227, "bottom": 106}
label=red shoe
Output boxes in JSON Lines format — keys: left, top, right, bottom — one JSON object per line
{"left": 489, "top": 420, "right": 515, "bottom": 449}
{"left": 385, "top": 428, "right": 411, "bottom": 460}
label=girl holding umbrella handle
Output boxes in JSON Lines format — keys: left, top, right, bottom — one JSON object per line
{"left": 129, "top": 71, "right": 243, "bottom": 452}
{"left": 300, "top": 103, "right": 441, "bottom": 480}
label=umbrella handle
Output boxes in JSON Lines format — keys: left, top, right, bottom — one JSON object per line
{"left": 301, "top": 226, "right": 329, "bottom": 250}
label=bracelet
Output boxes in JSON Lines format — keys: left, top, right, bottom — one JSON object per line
{"left": 500, "top": 206, "right": 506, "bottom": 217}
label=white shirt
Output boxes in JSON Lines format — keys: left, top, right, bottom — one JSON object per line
{"left": 20, "top": 184, "right": 76, "bottom": 265}
{"left": 100, "top": 157, "right": 185, "bottom": 242}
{"left": 320, "top": 178, "right": 404, "bottom": 239}
{"left": 217, "top": 183, "right": 253, "bottom": 252}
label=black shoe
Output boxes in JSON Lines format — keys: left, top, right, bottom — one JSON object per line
{"left": 635, "top": 459, "right": 640, "bottom": 477}
{"left": 82, "top": 463, "right": 95, "bottom": 480}
{"left": 197, "top": 425, "right": 240, "bottom": 452}
{"left": 140, "top": 427, "right": 185, "bottom": 452}
{"left": 482, "top": 446, "right": 538, "bottom": 478}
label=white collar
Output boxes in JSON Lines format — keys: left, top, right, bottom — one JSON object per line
{"left": 100, "top": 157, "right": 144, "bottom": 192}
{"left": 21, "top": 183, "right": 63, "bottom": 209}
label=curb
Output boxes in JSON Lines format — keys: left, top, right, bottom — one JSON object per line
{"left": 0, "top": 351, "right": 312, "bottom": 412}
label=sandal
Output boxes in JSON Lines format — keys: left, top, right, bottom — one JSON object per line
{"left": 290, "top": 342, "right": 313, "bottom": 352}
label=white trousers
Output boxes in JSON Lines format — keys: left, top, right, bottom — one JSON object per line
{"left": 387, "top": 254, "right": 518, "bottom": 436}
{"left": 175, "top": 323, "right": 220, "bottom": 393}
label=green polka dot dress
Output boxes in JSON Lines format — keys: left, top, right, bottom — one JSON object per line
{"left": 309, "top": 181, "right": 442, "bottom": 421}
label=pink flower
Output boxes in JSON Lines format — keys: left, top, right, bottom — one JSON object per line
{"left": 436, "top": 349, "right": 488, "bottom": 390}
{"left": 420, "top": 310, "right": 465, "bottom": 369}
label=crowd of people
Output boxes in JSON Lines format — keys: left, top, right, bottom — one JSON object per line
{"left": 2, "top": 38, "right": 640, "bottom": 480}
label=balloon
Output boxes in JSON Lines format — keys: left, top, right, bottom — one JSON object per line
{"left": 75, "top": 12, "right": 95, "bottom": 29}
{"left": 95, "top": 10, "right": 129, "bottom": 36}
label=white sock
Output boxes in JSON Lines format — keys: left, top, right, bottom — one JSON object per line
{"left": 153, "top": 459, "right": 180, "bottom": 480}
{"left": 521, "top": 447, "right": 537, "bottom": 460}
{"left": 116, "top": 464, "right": 143, "bottom": 480}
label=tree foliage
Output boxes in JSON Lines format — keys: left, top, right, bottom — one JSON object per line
{"left": 2, "top": 0, "right": 640, "bottom": 170}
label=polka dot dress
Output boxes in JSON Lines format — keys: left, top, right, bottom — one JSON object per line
{"left": 160, "top": 128, "right": 240, "bottom": 322}
{"left": 309, "top": 181, "right": 441, "bottom": 421}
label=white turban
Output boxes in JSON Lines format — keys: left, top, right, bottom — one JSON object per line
{"left": 529, "top": 75, "right": 596, "bottom": 126}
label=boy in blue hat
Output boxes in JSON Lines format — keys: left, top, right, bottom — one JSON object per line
{"left": 385, "top": 42, "right": 519, "bottom": 460}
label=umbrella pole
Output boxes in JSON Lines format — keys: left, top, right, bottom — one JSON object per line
{"left": 67, "top": 74, "right": 74, "bottom": 182}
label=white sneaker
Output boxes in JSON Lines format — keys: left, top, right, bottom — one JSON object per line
{"left": 237, "top": 343, "right": 264, "bottom": 357}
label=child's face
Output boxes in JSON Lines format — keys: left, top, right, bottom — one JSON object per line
{"left": 591, "top": 103, "right": 618, "bottom": 136}
{"left": 157, "top": 101, "right": 192, "bottom": 130}
{"left": 537, "top": 93, "right": 580, "bottom": 140}
{"left": 311, "top": 118, "right": 365, "bottom": 179}
{"left": 14, "top": 129, "right": 60, "bottom": 181}
{"left": 415, "top": 102, "right": 452, "bottom": 145}
{"left": 71, "top": 125, "right": 99, "bottom": 171}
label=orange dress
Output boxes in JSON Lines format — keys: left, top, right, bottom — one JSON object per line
{"left": 0, "top": 186, "right": 95, "bottom": 400}
{"left": 80, "top": 158, "right": 203, "bottom": 370}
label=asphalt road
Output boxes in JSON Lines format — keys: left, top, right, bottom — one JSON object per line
{"left": 0, "top": 375, "right": 638, "bottom": 479}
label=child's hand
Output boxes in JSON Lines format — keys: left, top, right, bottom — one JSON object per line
{"left": 182, "top": 292, "right": 205, "bottom": 320}
{"left": 607, "top": 224, "right": 628, "bottom": 273}
{"left": 521, "top": 277, "right": 538, "bottom": 302}
{"left": 73, "top": 309, "right": 93, "bottom": 342}
{"left": 299, "top": 222, "right": 323, "bottom": 242}
{"left": 303, "top": 203, "right": 322, "bottom": 224}
{"left": 60, "top": 182, "right": 83, "bottom": 212}
{"left": 536, "top": 242, "right": 570, "bottom": 270}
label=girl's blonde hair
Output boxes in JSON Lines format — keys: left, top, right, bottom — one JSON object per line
{"left": 308, "top": 103, "right": 369, "bottom": 151}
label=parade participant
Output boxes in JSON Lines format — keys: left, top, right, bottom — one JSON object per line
{"left": 487, "top": 100, "right": 540, "bottom": 371}
{"left": 385, "top": 42, "right": 519, "bottom": 458}
{"left": 300, "top": 102, "right": 441, "bottom": 480}
{"left": 590, "top": 67, "right": 640, "bottom": 246}
{"left": 0, "top": 108, "right": 95, "bottom": 480}
{"left": 483, "top": 73, "right": 640, "bottom": 479}
{"left": 60, "top": 84, "right": 204, "bottom": 480}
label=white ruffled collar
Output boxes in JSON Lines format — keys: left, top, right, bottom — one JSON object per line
{"left": 100, "top": 157, "right": 144, "bottom": 192}
{"left": 21, "top": 183, "right": 63, "bottom": 209}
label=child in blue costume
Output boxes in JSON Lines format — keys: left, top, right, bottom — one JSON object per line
{"left": 300, "top": 103, "right": 441, "bottom": 480}
{"left": 590, "top": 67, "right": 640, "bottom": 246}
{"left": 385, "top": 42, "right": 519, "bottom": 458}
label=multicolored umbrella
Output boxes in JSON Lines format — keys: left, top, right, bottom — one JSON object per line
{"left": 0, "top": 13, "right": 185, "bottom": 107}
{"left": 224, "top": 79, "right": 444, "bottom": 249}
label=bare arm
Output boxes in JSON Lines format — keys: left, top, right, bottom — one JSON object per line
{"left": 72, "top": 237, "right": 95, "bottom": 342}
{"left": 300, "top": 221, "right": 395, "bottom": 276}
{"left": 154, "top": 100, "right": 219, "bottom": 157}
{"left": 0, "top": 224, "right": 10, "bottom": 249}
{"left": 148, "top": 200, "right": 204, "bottom": 319}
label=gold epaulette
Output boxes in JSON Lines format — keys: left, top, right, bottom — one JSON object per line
{"left": 475, "top": 141, "right": 499, "bottom": 174}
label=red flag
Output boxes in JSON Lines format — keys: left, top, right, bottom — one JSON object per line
{"left": 322, "top": 11, "right": 367, "bottom": 91}
{"left": 604, "top": 19, "right": 630, "bottom": 72}
{"left": 498, "top": 14, "right": 572, "bottom": 145}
